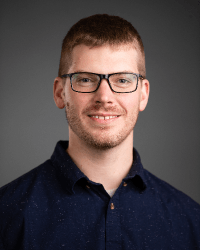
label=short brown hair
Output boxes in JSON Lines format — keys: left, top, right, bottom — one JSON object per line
{"left": 58, "top": 14, "right": 146, "bottom": 78}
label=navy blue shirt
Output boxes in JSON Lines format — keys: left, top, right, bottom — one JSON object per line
{"left": 0, "top": 141, "right": 200, "bottom": 249}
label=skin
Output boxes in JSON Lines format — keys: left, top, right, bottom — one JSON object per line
{"left": 53, "top": 44, "right": 149, "bottom": 190}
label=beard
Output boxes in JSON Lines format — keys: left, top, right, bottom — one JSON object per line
{"left": 65, "top": 101, "right": 139, "bottom": 150}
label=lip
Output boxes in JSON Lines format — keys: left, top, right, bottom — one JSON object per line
{"left": 88, "top": 114, "right": 120, "bottom": 123}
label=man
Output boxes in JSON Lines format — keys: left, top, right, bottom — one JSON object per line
{"left": 0, "top": 14, "right": 199, "bottom": 250}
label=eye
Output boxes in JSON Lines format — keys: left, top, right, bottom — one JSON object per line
{"left": 115, "top": 77, "right": 132, "bottom": 85}
{"left": 76, "top": 77, "right": 93, "bottom": 87}
{"left": 80, "top": 78, "right": 91, "bottom": 82}
{"left": 118, "top": 78, "right": 130, "bottom": 83}
{"left": 110, "top": 73, "right": 135, "bottom": 86}
{"left": 73, "top": 73, "right": 97, "bottom": 84}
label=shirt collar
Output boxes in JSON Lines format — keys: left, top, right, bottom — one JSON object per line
{"left": 51, "top": 141, "right": 146, "bottom": 194}
{"left": 51, "top": 141, "right": 87, "bottom": 194}
{"left": 124, "top": 148, "right": 147, "bottom": 191}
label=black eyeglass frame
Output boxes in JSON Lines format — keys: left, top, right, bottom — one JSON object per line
{"left": 61, "top": 72, "right": 144, "bottom": 93}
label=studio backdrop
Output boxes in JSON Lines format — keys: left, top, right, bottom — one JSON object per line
{"left": 0, "top": 0, "right": 200, "bottom": 204}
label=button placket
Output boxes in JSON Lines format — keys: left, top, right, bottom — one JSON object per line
{"left": 106, "top": 194, "right": 121, "bottom": 247}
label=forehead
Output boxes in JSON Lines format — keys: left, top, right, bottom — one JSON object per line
{"left": 68, "top": 44, "right": 139, "bottom": 74}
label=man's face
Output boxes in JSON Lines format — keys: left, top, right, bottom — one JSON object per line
{"left": 54, "top": 44, "right": 149, "bottom": 149}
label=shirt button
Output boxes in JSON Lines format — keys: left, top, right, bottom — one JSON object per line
{"left": 123, "top": 182, "right": 127, "bottom": 187}
{"left": 110, "top": 203, "right": 115, "bottom": 210}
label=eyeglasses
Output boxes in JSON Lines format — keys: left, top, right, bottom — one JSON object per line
{"left": 61, "top": 72, "right": 144, "bottom": 93}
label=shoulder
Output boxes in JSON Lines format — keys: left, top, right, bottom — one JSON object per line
{"left": 142, "top": 169, "right": 200, "bottom": 246}
{"left": 0, "top": 160, "right": 56, "bottom": 222}
{"left": 143, "top": 168, "right": 200, "bottom": 219}
{"left": 0, "top": 159, "right": 64, "bottom": 248}
{"left": 0, "top": 159, "right": 53, "bottom": 195}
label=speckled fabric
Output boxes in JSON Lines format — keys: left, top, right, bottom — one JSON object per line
{"left": 0, "top": 141, "right": 200, "bottom": 249}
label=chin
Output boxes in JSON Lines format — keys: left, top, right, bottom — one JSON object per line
{"left": 77, "top": 130, "right": 131, "bottom": 150}
{"left": 87, "top": 139, "right": 121, "bottom": 150}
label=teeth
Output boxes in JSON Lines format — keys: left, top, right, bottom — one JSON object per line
{"left": 91, "top": 115, "right": 118, "bottom": 120}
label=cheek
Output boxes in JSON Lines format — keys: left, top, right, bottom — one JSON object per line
{"left": 65, "top": 90, "right": 89, "bottom": 113}
{"left": 119, "top": 95, "right": 140, "bottom": 114}
{"left": 64, "top": 86, "right": 76, "bottom": 105}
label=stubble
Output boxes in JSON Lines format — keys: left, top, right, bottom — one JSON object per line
{"left": 65, "top": 101, "right": 139, "bottom": 150}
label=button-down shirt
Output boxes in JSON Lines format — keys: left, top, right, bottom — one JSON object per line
{"left": 0, "top": 141, "right": 200, "bottom": 249}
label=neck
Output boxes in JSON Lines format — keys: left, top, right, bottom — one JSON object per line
{"left": 67, "top": 130, "right": 134, "bottom": 190}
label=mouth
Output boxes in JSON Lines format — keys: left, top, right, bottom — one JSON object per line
{"left": 88, "top": 115, "right": 119, "bottom": 120}
{"left": 88, "top": 114, "right": 120, "bottom": 124}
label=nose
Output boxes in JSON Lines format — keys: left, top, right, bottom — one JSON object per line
{"left": 93, "top": 78, "right": 114, "bottom": 104}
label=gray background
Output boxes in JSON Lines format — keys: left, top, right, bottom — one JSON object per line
{"left": 0, "top": 0, "right": 200, "bottom": 204}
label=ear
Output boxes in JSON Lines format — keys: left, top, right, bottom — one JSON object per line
{"left": 53, "top": 77, "right": 65, "bottom": 109}
{"left": 139, "top": 79, "right": 150, "bottom": 112}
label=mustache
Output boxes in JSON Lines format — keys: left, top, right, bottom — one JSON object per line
{"left": 83, "top": 103, "right": 126, "bottom": 115}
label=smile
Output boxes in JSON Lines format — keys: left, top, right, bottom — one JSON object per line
{"left": 90, "top": 115, "right": 119, "bottom": 120}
